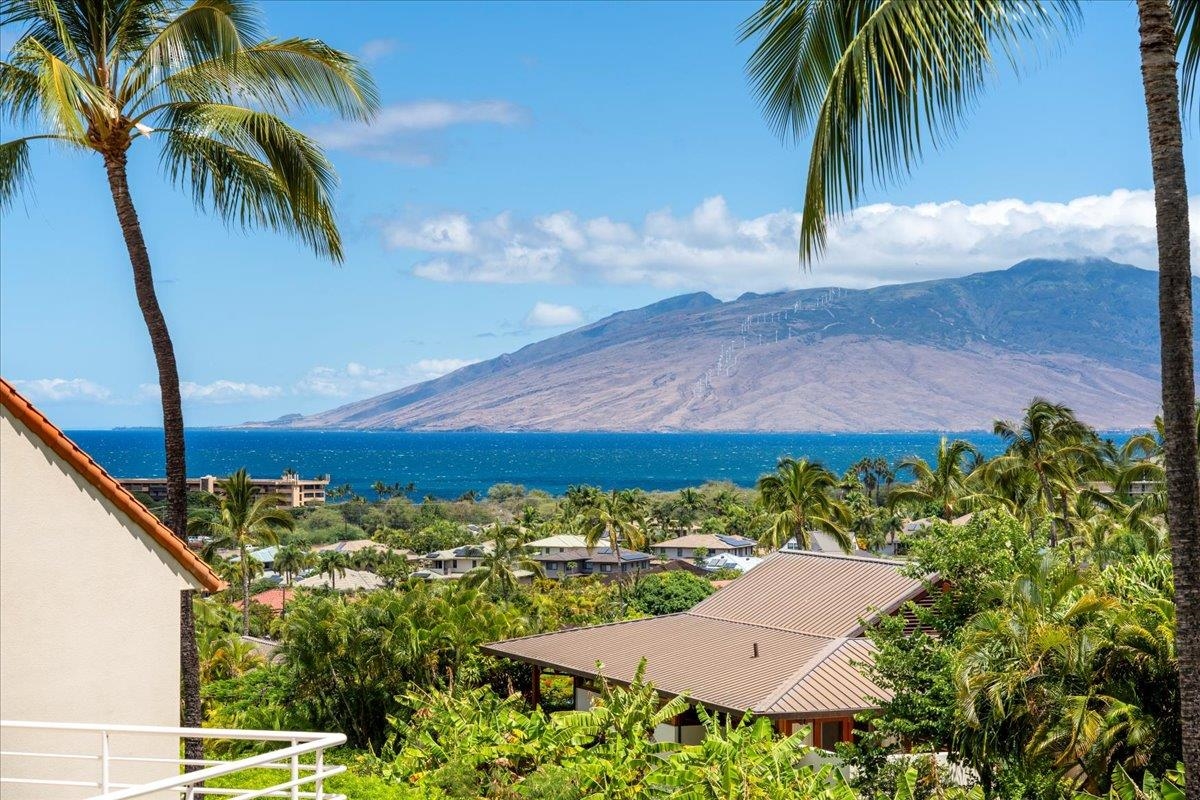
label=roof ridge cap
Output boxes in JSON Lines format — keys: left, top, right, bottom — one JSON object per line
{"left": 684, "top": 610, "right": 838, "bottom": 637}
{"left": 483, "top": 612, "right": 692, "bottom": 647}
{"left": 777, "top": 549, "right": 904, "bottom": 566}
{"left": 755, "top": 636, "right": 852, "bottom": 712}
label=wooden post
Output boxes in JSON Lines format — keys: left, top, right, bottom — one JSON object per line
{"left": 530, "top": 665, "right": 541, "bottom": 707}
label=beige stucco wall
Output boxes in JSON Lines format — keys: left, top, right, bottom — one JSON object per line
{"left": 0, "top": 408, "right": 200, "bottom": 797}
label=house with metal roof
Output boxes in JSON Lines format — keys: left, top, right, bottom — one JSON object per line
{"left": 483, "top": 550, "right": 933, "bottom": 749}
{"left": 650, "top": 533, "right": 757, "bottom": 560}
{"left": 525, "top": 533, "right": 609, "bottom": 554}
{"left": 530, "top": 547, "right": 654, "bottom": 580}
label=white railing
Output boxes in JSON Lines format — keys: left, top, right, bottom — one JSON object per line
{"left": 0, "top": 720, "right": 347, "bottom": 800}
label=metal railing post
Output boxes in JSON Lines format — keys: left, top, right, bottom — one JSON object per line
{"left": 101, "top": 729, "right": 111, "bottom": 793}
{"left": 314, "top": 748, "right": 325, "bottom": 800}
{"left": 290, "top": 738, "right": 299, "bottom": 800}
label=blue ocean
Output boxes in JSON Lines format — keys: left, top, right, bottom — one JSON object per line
{"left": 59, "top": 429, "right": 1059, "bottom": 499}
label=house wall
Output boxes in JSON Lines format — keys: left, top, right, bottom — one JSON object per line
{"left": 0, "top": 410, "right": 199, "bottom": 798}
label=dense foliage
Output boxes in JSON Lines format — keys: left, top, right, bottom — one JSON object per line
{"left": 190, "top": 398, "right": 1189, "bottom": 798}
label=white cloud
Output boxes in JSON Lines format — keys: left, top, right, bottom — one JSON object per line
{"left": 295, "top": 359, "right": 478, "bottom": 398}
{"left": 524, "top": 301, "right": 584, "bottom": 328}
{"left": 139, "top": 380, "right": 283, "bottom": 403}
{"left": 294, "top": 363, "right": 401, "bottom": 398}
{"left": 409, "top": 358, "right": 478, "bottom": 380}
{"left": 359, "top": 38, "right": 399, "bottom": 63}
{"left": 12, "top": 378, "right": 112, "bottom": 402}
{"left": 313, "top": 100, "right": 526, "bottom": 164}
{"left": 379, "top": 189, "right": 1190, "bottom": 296}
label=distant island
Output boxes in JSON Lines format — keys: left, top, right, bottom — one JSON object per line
{"left": 245, "top": 258, "right": 1190, "bottom": 433}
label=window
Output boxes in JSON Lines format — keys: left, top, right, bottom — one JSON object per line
{"left": 677, "top": 548, "right": 684, "bottom": 557}
{"left": 548, "top": 562, "right": 557, "bottom": 571}
{"left": 452, "top": 559, "right": 458, "bottom": 569}
{"left": 819, "top": 720, "right": 845, "bottom": 751}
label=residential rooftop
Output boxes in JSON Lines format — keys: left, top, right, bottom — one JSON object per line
{"left": 483, "top": 550, "right": 932, "bottom": 718}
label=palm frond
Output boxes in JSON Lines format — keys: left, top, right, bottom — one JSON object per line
{"left": 143, "top": 37, "right": 377, "bottom": 121}
{"left": 7, "top": 34, "right": 110, "bottom": 139}
{"left": 0, "top": 137, "right": 31, "bottom": 209}
{"left": 1177, "top": 0, "right": 1200, "bottom": 118}
{"left": 741, "top": 0, "right": 1078, "bottom": 262}
{"left": 159, "top": 102, "right": 342, "bottom": 259}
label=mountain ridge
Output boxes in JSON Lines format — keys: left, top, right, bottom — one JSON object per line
{"left": 246, "top": 258, "right": 1190, "bottom": 432}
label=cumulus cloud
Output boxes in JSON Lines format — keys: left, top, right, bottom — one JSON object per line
{"left": 379, "top": 189, "right": 1190, "bottom": 296}
{"left": 12, "top": 377, "right": 112, "bottom": 402}
{"left": 523, "top": 301, "right": 584, "bottom": 328}
{"left": 312, "top": 100, "right": 526, "bottom": 164}
{"left": 409, "top": 358, "right": 478, "bottom": 380}
{"left": 295, "top": 359, "right": 477, "bottom": 398}
{"left": 139, "top": 381, "right": 283, "bottom": 403}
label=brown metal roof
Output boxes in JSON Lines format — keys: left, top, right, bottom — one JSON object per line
{"left": 688, "top": 550, "right": 923, "bottom": 637}
{"left": 760, "top": 638, "right": 888, "bottom": 716}
{"left": 483, "top": 614, "right": 831, "bottom": 714}
{"left": 483, "top": 551, "right": 930, "bottom": 718}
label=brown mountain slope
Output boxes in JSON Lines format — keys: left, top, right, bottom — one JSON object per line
{"left": 249, "top": 259, "right": 1181, "bottom": 431}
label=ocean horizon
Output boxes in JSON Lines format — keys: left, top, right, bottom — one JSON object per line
{"left": 65, "top": 428, "right": 1134, "bottom": 499}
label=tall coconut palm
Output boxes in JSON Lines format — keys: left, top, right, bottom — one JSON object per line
{"left": 315, "top": 549, "right": 349, "bottom": 590}
{"left": 888, "top": 438, "right": 985, "bottom": 521}
{"left": 0, "top": 0, "right": 376, "bottom": 738}
{"left": 756, "top": 456, "right": 850, "bottom": 551}
{"left": 987, "top": 400, "right": 1101, "bottom": 547}
{"left": 741, "top": 0, "right": 1200, "bottom": 773}
{"left": 274, "top": 543, "right": 312, "bottom": 618}
{"left": 190, "top": 469, "right": 294, "bottom": 635}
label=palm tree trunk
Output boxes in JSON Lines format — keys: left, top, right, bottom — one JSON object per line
{"left": 1135, "top": 0, "right": 1200, "bottom": 782}
{"left": 102, "top": 151, "right": 203, "bottom": 766}
{"left": 241, "top": 547, "right": 251, "bottom": 636}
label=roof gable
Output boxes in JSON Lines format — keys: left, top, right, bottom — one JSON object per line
{"left": 688, "top": 551, "right": 924, "bottom": 637}
{"left": 1, "top": 379, "right": 223, "bottom": 592}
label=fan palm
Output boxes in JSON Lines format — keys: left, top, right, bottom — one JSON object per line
{"left": 888, "top": 437, "right": 985, "bottom": 521}
{"left": 0, "top": 0, "right": 376, "bottom": 736}
{"left": 756, "top": 457, "right": 850, "bottom": 551}
{"left": 190, "top": 469, "right": 293, "bottom": 634}
{"left": 740, "top": 0, "right": 1200, "bottom": 772}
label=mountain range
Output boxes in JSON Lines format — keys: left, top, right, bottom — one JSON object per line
{"left": 248, "top": 258, "right": 1187, "bottom": 432}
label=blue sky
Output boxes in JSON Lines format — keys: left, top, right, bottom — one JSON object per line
{"left": 1, "top": 0, "right": 1191, "bottom": 427}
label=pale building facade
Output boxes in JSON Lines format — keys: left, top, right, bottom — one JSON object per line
{"left": 120, "top": 472, "right": 329, "bottom": 507}
{"left": 0, "top": 380, "right": 223, "bottom": 797}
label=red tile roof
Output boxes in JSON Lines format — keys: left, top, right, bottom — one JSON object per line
{"left": 1, "top": 378, "right": 224, "bottom": 592}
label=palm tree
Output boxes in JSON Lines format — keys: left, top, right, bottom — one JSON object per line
{"left": 575, "top": 489, "right": 648, "bottom": 573}
{"left": 461, "top": 525, "right": 544, "bottom": 599}
{"left": 987, "top": 400, "right": 1101, "bottom": 547}
{"left": 756, "top": 457, "right": 850, "bottom": 551}
{"left": 0, "top": 0, "right": 376, "bottom": 739}
{"left": 888, "top": 438, "right": 985, "bottom": 522}
{"left": 315, "top": 549, "right": 349, "bottom": 590}
{"left": 740, "top": 0, "right": 1200, "bottom": 772}
{"left": 274, "top": 543, "right": 312, "bottom": 618}
{"left": 190, "top": 469, "right": 294, "bottom": 635}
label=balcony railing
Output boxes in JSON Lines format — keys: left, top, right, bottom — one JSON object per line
{"left": 0, "top": 720, "right": 347, "bottom": 799}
